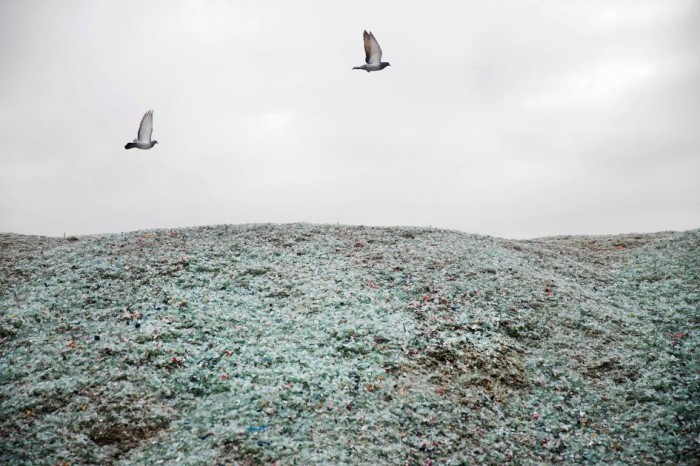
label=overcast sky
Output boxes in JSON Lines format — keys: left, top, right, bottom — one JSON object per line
{"left": 1, "top": 0, "right": 698, "bottom": 239}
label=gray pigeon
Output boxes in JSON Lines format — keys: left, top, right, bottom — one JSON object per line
{"left": 353, "top": 31, "right": 391, "bottom": 72}
{"left": 125, "top": 110, "right": 158, "bottom": 150}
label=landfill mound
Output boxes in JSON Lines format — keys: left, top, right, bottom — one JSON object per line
{"left": 1, "top": 224, "right": 698, "bottom": 464}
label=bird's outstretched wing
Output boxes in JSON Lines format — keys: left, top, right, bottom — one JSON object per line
{"left": 363, "top": 31, "right": 382, "bottom": 65}
{"left": 137, "top": 110, "right": 153, "bottom": 142}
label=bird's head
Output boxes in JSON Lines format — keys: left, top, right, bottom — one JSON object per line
{"left": 153, "top": 140, "right": 159, "bottom": 145}
{"left": 381, "top": 62, "right": 391, "bottom": 69}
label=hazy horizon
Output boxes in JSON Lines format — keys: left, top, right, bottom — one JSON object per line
{"left": 1, "top": 0, "right": 698, "bottom": 239}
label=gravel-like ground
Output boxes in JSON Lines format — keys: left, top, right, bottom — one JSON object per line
{"left": 1, "top": 223, "right": 698, "bottom": 465}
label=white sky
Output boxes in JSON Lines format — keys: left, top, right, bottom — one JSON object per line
{"left": 1, "top": 0, "right": 698, "bottom": 239}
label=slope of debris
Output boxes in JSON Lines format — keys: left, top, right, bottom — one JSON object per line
{"left": 1, "top": 224, "right": 697, "bottom": 464}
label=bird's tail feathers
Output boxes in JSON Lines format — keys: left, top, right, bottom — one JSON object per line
{"left": 124, "top": 143, "right": 137, "bottom": 150}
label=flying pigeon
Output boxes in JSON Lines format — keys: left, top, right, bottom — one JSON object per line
{"left": 352, "top": 31, "right": 391, "bottom": 72}
{"left": 124, "top": 110, "right": 158, "bottom": 150}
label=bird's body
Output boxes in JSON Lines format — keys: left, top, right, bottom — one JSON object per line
{"left": 125, "top": 140, "right": 156, "bottom": 150}
{"left": 124, "top": 110, "right": 158, "bottom": 150}
{"left": 355, "top": 62, "right": 388, "bottom": 72}
{"left": 353, "top": 31, "right": 390, "bottom": 72}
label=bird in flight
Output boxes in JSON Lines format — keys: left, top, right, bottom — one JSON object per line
{"left": 352, "top": 31, "right": 391, "bottom": 72}
{"left": 125, "top": 110, "right": 158, "bottom": 150}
